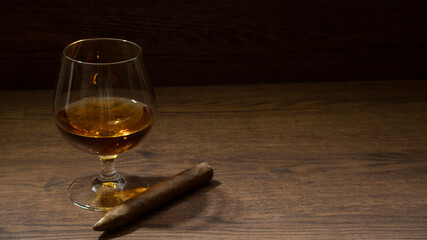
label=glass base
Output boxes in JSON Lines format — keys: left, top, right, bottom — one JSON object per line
{"left": 68, "top": 172, "right": 149, "bottom": 211}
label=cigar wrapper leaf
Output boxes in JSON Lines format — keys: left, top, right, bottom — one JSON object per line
{"left": 93, "top": 162, "right": 213, "bottom": 231}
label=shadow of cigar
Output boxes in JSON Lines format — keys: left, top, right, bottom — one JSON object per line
{"left": 98, "top": 179, "right": 222, "bottom": 240}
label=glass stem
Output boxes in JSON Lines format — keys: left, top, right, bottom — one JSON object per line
{"left": 98, "top": 155, "right": 119, "bottom": 182}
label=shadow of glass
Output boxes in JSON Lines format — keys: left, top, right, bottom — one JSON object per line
{"left": 98, "top": 179, "right": 225, "bottom": 240}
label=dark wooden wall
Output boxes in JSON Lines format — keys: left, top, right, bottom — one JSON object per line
{"left": 1, "top": 0, "right": 427, "bottom": 90}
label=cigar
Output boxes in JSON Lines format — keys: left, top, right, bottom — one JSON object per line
{"left": 93, "top": 162, "right": 213, "bottom": 231}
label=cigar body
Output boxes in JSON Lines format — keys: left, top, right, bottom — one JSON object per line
{"left": 93, "top": 162, "right": 213, "bottom": 231}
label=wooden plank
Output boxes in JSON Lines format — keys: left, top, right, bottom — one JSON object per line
{"left": 0, "top": 80, "right": 426, "bottom": 239}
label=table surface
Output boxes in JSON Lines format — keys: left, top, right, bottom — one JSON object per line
{"left": 1, "top": 80, "right": 426, "bottom": 239}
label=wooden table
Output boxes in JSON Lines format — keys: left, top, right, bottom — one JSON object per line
{"left": 1, "top": 80, "right": 426, "bottom": 239}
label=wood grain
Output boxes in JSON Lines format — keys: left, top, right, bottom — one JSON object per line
{"left": 0, "top": 80, "right": 426, "bottom": 239}
{"left": 1, "top": 1, "right": 427, "bottom": 90}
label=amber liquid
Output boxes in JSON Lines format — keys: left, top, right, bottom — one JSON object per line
{"left": 56, "top": 97, "right": 154, "bottom": 156}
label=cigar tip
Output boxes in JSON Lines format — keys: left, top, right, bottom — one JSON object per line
{"left": 92, "top": 217, "right": 105, "bottom": 231}
{"left": 199, "top": 162, "right": 212, "bottom": 170}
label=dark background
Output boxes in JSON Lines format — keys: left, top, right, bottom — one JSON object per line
{"left": 1, "top": 0, "right": 427, "bottom": 90}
